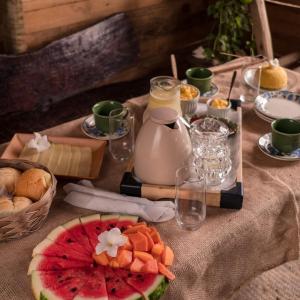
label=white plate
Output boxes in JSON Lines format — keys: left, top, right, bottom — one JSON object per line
{"left": 255, "top": 90, "right": 300, "bottom": 120}
{"left": 254, "top": 108, "right": 274, "bottom": 123}
{"left": 244, "top": 68, "right": 287, "bottom": 92}
{"left": 258, "top": 133, "right": 300, "bottom": 161}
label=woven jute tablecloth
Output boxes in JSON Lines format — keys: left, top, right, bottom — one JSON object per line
{"left": 0, "top": 57, "right": 299, "bottom": 300}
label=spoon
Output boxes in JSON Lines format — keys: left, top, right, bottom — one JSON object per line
{"left": 227, "top": 70, "right": 237, "bottom": 101}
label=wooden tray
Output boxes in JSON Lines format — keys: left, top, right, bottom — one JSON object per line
{"left": 120, "top": 100, "right": 244, "bottom": 209}
{"left": 1, "top": 133, "right": 106, "bottom": 179}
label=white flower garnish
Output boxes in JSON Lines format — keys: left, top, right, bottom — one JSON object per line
{"left": 95, "top": 228, "right": 128, "bottom": 257}
{"left": 269, "top": 58, "right": 279, "bottom": 68}
{"left": 27, "top": 132, "right": 51, "bottom": 152}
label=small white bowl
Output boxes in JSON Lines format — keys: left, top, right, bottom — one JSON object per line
{"left": 180, "top": 84, "right": 200, "bottom": 116}
{"left": 207, "top": 98, "right": 231, "bottom": 119}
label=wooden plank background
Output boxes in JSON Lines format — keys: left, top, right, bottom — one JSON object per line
{"left": 0, "top": 0, "right": 211, "bottom": 83}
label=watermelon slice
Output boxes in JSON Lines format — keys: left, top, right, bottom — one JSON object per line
{"left": 100, "top": 214, "right": 120, "bottom": 231}
{"left": 28, "top": 255, "right": 92, "bottom": 275}
{"left": 32, "top": 269, "right": 89, "bottom": 300}
{"left": 32, "top": 238, "right": 92, "bottom": 263}
{"left": 117, "top": 215, "right": 139, "bottom": 232}
{"left": 47, "top": 226, "right": 90, "bottom": 256}
{"left": 81, "top": 214, "right": 103, "bottom": 249}
{"left": 63, "top": 218, "right": 94, "bottom": 254}
{"left": 74, "top": 266, "right": 108, "bottom": 300}
{"left": 115, "top": 269, "right": 168, "bottom": 300}
{"left": 104, "top": 267, "right": 143, "bottom": 300}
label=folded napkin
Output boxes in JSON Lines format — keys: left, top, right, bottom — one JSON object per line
{"left": 63, "top": 181, "right": 175, "bottom": 222}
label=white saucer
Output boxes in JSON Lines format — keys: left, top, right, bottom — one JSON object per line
{"left": 81, "top": 115, "right": 128, "bottom": 140}
{"left": 258, "top": 133, "right": 300, "bottom": 161}
{"left": 254, "top": 108, "right": 274, "bottom": 123}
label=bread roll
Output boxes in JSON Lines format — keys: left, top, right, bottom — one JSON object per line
{"left": 15, "top": 168, "right": 52, "bottom": 201}
{"left": 0, "top": 196, "right": 14, "bottom": 218}
{"left": 0, "top": 167, "right": 21, "bottom": 193}
{"left": 13, "top": 196, "right": 32, "bottom": 212}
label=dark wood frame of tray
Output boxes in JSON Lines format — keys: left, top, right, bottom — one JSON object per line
{"left": 120, "top": 100, "right": 243, "bottom": 209}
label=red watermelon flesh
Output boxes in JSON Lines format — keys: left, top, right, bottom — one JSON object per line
{"left": 74, "top": 266, "right": 108, "bottom": 300}
{"left": 104, "top": 267, "right": 142, "bottom": 300}
{"left": 81, "top": 215, "right": 104, "bottom": 249}
{"left": 101, "top": 214, "right": 120, "bottom": 232}
{"left": 63, "top": 220, "right": 94, "bottom": 255}
{"left": 34, "top": 269, "right": 88, "bottom": 300}
{"left": 29, "top": 255, "right": 92, "bottom": 274}
{"left": 33, "top": 238, "right": 92, "bottom": 263}
{"left": 48, "top": 226, "right": 91, "bottom": 256}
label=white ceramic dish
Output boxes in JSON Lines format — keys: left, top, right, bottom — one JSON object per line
{"left": 254, "top": 108, "right": 274, "bottom": 123}
{"left": 258, "top": 133, "right": 300, "bottom": 161}
{"left": 207, "top": 98, "right": 231, "bottom": 119}
{"left": 255, "top": 90, "right": 300, "bottom": 120}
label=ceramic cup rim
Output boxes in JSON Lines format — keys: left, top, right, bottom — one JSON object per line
{"left": 185, "top": 67, "right": 213, "bottom": 81}
{"left": 92, "top": 100, "right": 123, "bottom": 119}
{"left": 271, "top": 118, "right": 300, "bottom": 136}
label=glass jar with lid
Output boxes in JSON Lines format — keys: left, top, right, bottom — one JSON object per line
{"left": 143, "top": 76, "right": 181, "bottom": 122}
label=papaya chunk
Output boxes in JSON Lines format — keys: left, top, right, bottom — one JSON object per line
{"left": 130, "top": 257, "right": 144, "bottom": 272}
{"left": 134, "top": 251, "right": 154, "bottom": 262}
{"left": 149, "top": 227, "right": 162, "bottom": 244}
{"left": 162, "top": 246, "right": 174, "bottom": 266}
{"left": 127, "top": 232, "right": 149, "bottom": 252}
{"left": 143, "top": 231, "right": 154, "bottom": 250}
{"left": 153, "top": 254, "right": 162, "bottom": 263}
{"left": 109, "top": 258, "right": 120, "bottom": 268}
{"left": 120, "top": 239, "right": 133, "bottom": 251}
{"left": 93, "top": 252, "right": 109, "bottom": 266}
{"left": 142, "top": 259, "right": 158, "bottom": 274}
{"left": 123, "top": 224, "right": 149, "bottom": 235}
{"left": 151, "top": 243, "right": 164, "bottom": 256}
{"left": 132, "top": 222, "right": 147, "bottom": 227}
{"left": 117, "top": 249, "right": 133, "bottom": 268}
{"left": 158, "top": 262, "right": 176, "bottom": 280}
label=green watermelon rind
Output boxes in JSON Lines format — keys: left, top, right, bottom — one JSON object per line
{"left": 148, "top": 277, "right": 169, "bottom": 300}
{"left": 39, "top": 292, "right": 47, "bottom": 300}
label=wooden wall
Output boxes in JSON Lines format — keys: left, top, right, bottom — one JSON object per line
{"left": 0, "top": 0, "right": 211, "bottom": 83}
{"left": 266, "top": 0, "right": 300, "bottom": 56}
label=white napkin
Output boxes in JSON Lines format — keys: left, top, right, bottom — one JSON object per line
{"left": 63, "top": 181, "right": 175, "bottom": 222}
{"left": 27, "top": 132, "right": 51, "bottom": 152}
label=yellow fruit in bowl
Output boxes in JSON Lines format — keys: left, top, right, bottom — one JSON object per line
{"left": 210, "top": 98, "right": 229, "bottom": 109}
{"left": 180, "top": 84, "right": 199, "bottom": 101}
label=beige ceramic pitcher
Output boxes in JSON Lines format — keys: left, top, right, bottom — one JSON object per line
{"left": 134, "top": 107, "right": 192, "bottom": 185}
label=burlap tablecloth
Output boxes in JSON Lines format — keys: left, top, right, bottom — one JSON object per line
{"left": 0, "top": 57, "right": 299, "bottom": 300}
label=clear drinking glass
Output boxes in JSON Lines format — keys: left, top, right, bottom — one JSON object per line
{"left": 109, "top": 107, "right": 135, "bottom": 162}
{"left": 175, "top": 166, "right": 206, "bottom": 231}
{"left": 191, "top": 117, "right": 232, "bottom": 186}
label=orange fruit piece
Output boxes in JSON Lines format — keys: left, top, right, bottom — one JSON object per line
{"left": 158, "top": 262, "right": 175, "bottom": 280}
{"left": 151, "top": 243, "right": 164, "bottom": 256}
{"left": 162, "top": 246, "right": 174, "bottom": 266}
{"left": 127, "top": 232, "right": 149, "bottom": 252}
{"left": 142, "top": 259, "right": 158, "bottom": 274}
{"left": 134, "top": 251, "right": 154, "bottom": 262}
{"left": 130, "top": 257, "right": 144, "bottom": 272}
{"left": 93, "top": 252, "right": 109, "bottom": 266}
{"left": 117, "top": 249, "right": 133, "bottom": 268}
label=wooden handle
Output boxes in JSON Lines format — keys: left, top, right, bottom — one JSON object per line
{"left": 170, "top": 54, "right": 178, "bottom": 79}
{"left": 141, "top": 184, "right": 221, "bottom": 207}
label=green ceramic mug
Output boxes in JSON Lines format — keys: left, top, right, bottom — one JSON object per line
{"left": 92, "top": 100, "right": 123, "bottom": 133}
{"left": 271, "top": 118, "right": 300, "bottom": 153}
{"left": 186, "top": 67, "right": 213, "bottom": 93}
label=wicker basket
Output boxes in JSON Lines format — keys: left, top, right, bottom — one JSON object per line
{"left": 0, "top": 159, "right": 57, "bottom": 241}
